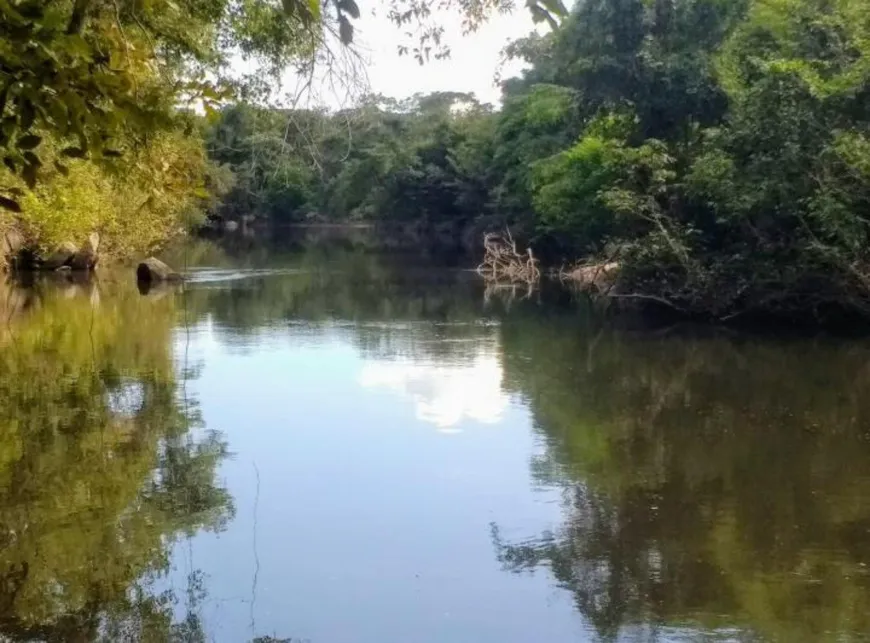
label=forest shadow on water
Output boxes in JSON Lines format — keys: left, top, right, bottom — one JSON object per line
{"left": 3, "top": 236, "right": 870, "bottom": 641}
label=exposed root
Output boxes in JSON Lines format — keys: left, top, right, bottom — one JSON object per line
{"left": 476, "top": 230, "right": 541, "bottom": 285}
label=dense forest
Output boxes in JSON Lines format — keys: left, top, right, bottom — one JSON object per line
{"left": 0, "top": 0, "right": 529, "bottom": 256}
{"left": 204, "top": 0, "right": 870, "bottom": 320}
{"left": 3, "top": 0, "right": 870, "bottom": 320}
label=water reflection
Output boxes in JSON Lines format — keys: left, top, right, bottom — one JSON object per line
{"left": 0, "top": 277, "right": 232, "bottom": 641}
{"left": 6, "top": 241, "right": 870, "bottom": 642}
{"left": 178, "top": 244, "right": 870, "bottom": 640}
{"left": 359, "top": 340, "right": 507, "bottom": 430}
{"left": 494, "top": 317, "right": 870, "bottom": 642}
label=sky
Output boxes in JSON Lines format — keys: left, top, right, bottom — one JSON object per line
{"left": 278, "top": 5, "right": 543, "bottom": 109}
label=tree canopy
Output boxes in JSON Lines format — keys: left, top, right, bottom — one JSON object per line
{"left": 0, "top": 0, "right": 566, "bottom": 206}
{"left": 199, "top": 0, "right": 870, "bottom": 320}
{"left": 5, "top": 0, "right": 870, "bottom": 319}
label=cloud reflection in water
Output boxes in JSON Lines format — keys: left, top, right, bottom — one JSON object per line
{"left": 358, "top": 346, "right": 507, "bottom": 431}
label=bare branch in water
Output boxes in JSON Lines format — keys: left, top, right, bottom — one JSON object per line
{"left": 476, "top": 230, "right": 541, "bottom": 286}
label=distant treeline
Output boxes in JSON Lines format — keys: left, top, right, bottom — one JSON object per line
{"left": 205, "top": 0, "right": 870, "bottom": 321}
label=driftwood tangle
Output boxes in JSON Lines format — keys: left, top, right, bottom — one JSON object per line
{"left": 476, "top": 230, "right": 541, "bottom": 285}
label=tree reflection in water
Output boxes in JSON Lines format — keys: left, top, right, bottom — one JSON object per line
{"left": 9, "top": 240, "right": 870, "bottom": 642}
{"left": 0, "top": 277, "right": 233, "bottom": 641}
{"left": 492, "top": 313, "right": 870, "bottom": 642}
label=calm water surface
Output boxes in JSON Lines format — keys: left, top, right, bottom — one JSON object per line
{"left": 2, "top": 240, "right": 870, "bottom": 642}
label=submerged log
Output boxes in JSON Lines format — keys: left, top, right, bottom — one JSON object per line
{"left": 136, "top": 257, "right": 182, "bottom": 283}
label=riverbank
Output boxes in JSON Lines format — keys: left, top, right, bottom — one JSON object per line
{"left": 475, "top": 232, "right": 870, "bottom": 330}
{"left": 0, "top": 129, "right": 218, "bottom": 275}
{"left": 9, "top": 218, "right": 870, "bottom": 331}
{"left": 1, "top": 227, "right": 102, "bottom": 273}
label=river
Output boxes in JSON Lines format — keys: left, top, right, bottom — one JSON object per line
{"left": 1, "top": 236, "right": 869, "bottom": 642}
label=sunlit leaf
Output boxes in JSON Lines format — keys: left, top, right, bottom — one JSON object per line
{"left": 536, "top": 0, "right": 566, "bottom": 19}
{"left": 204, "top": 104, "right": 220, "bottom": 124}
{"left": 307, "top": 0, "right": 321, "bottom": 22}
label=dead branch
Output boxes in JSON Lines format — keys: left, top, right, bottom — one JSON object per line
{"left": 476, "top": 230, "right": 541, "bottom": 286}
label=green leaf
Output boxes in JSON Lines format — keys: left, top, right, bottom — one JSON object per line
{"left": 193, "top": 187, "right": 210, "bottom": 199}
{"left": 47, "top": 100, "right": 68, "bottom": 129}
{"left": 338, "top": 0, "right": 360, "bottom": 19}
{"left": 63, "top": 34, "right": 92, "bottom": 59}
{"left": 0, "top": 195, "right": 21, "bottom": 213}
{"left": 339, "top": 14, "right": 354, "bottom": 44}
{"left": 528, "top": 3, "right": 558, "bottom": 29}
{"left": 307, "top": 0, "right": 321, "bottom": 21}
{"left": 17, "top": 134, "right": 41, "bottom": 150}
{"left": 203, "top": 104, "right": 220, "bottom": 124}
{"left": 0, "top": 0, "right": 26, "bottom": 25}
{"left": 17, "top": 0, "right": 45, "bottom": 21}
{"left": 0, "top": 84, "right": 8, "bottom": 119}
{"left": 201, "top": 85, "right": 221, "bottom": 100}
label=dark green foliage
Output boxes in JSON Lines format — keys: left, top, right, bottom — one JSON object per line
{"left": 1, "top": 0, "right": 552, "bottom": 213}
{"left": 0, "top": 0, "right": 317, "bottom": 207}
{"left": 207, "top": 94, "right": 496, "bottom": 228}
{"left": 510, "top": 0, "right": 870, "bottom": 319}
{"left": 199, "top": 0, "right": 870, "bottom": 320}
